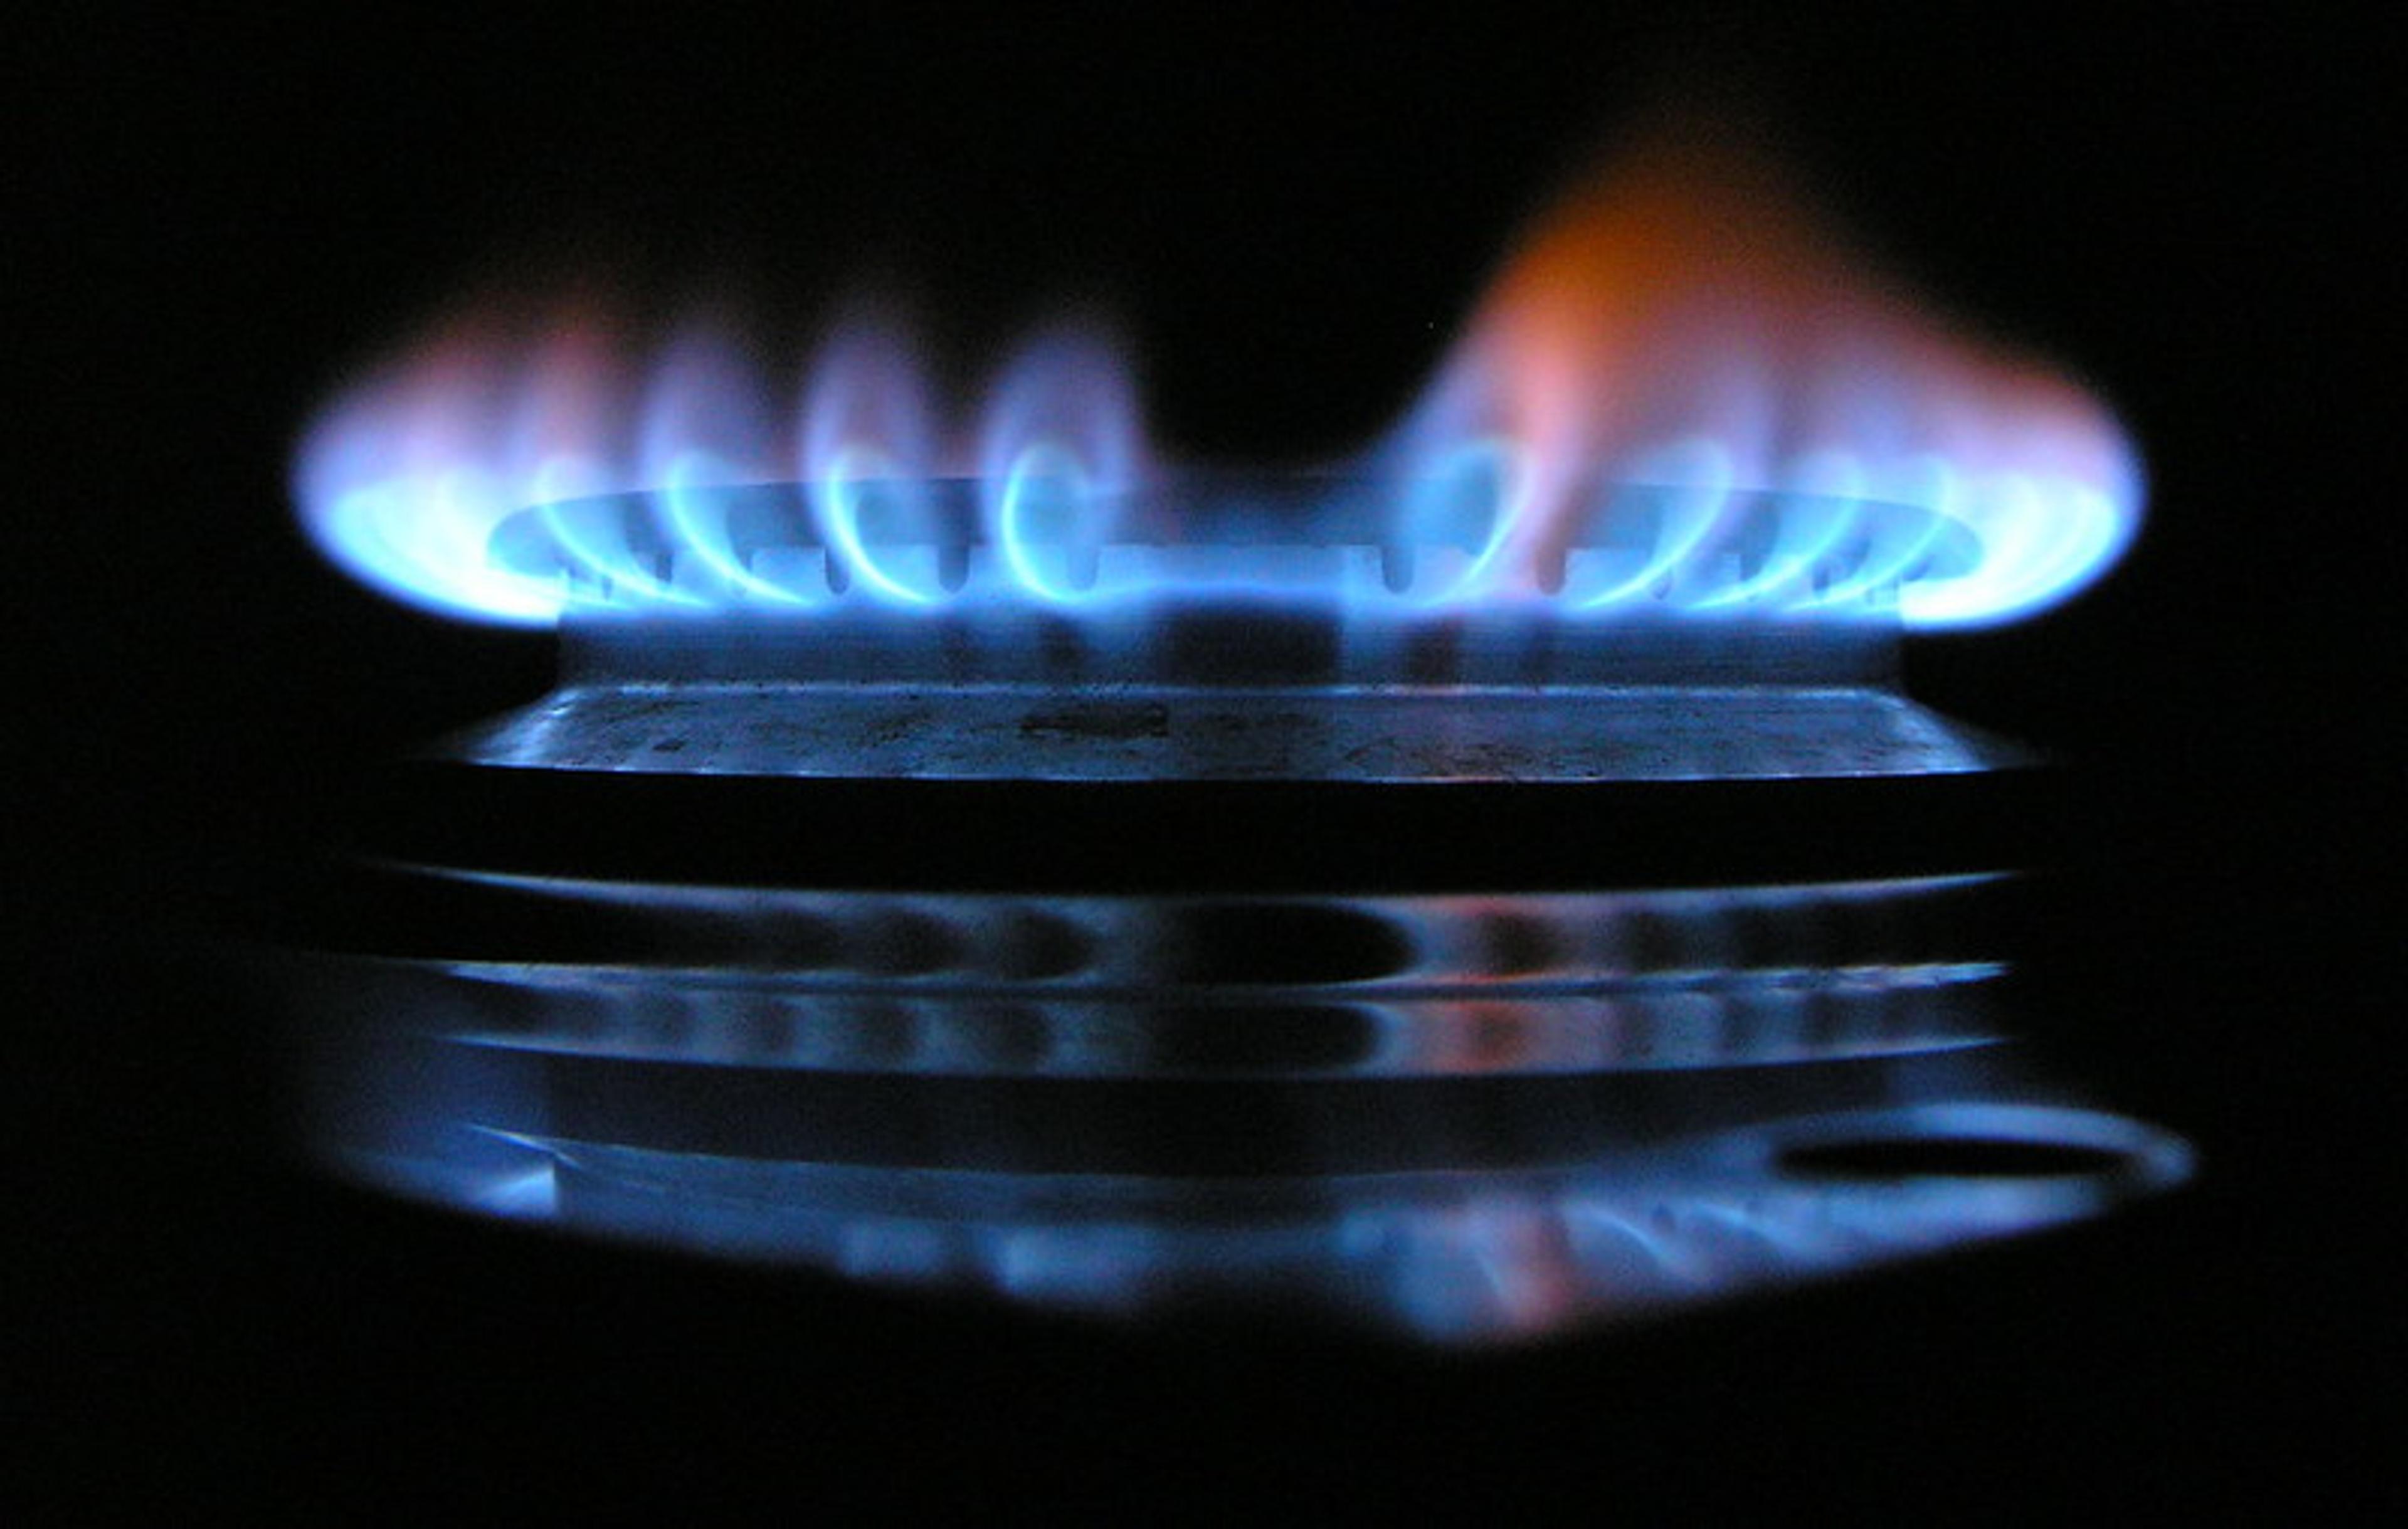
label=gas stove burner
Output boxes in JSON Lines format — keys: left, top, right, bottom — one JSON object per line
{"left": 275, "top": 123, "right": 2173, "bottom": 1336}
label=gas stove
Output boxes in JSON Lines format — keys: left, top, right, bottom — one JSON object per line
{"left": 33, "top": 6, "right": 2397, "bottom": 1516}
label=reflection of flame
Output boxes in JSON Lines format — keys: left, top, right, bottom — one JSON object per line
{"left": 294, "top": 119, "right": 2140, "bottom": 630}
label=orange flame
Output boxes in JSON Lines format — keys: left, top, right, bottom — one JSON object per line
{"left": 1408, "top": 112, "right": 2140, "bottom": 614}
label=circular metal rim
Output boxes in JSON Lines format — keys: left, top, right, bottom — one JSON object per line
{"left": 332, "top": 757, "right": 2064, "bottom": 896}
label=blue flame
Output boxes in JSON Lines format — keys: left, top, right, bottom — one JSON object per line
{"left": 978, "top": 324, "right": 1143, "bottom": 606}
{"left": 798, "top": 312, "right": 954, "bottom": 606}
{"left": 993, "top": 448, "right": 1103, "bottom": 601}
{"left": 810, "top": 448, "right": 949, "bottom": 606}
{"left": 1564, "top": 439, "right": 1736, "bottom": 611}
{"left": 294, "top": 297, "right": 2143, "bottom": 630}
{"left": 658, "top": 453, "right": 819, "bottom": 608}
{"left": 1391, "top": 437, "right": 1524, "bottom": 605}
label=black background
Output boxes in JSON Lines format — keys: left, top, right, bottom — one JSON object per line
{"left": 16, "top": 3, "right": 2395, "bottom": 1516}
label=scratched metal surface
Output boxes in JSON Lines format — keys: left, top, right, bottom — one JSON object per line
{"left": 443, "top": 682, "right": 2010, "bottom": 781}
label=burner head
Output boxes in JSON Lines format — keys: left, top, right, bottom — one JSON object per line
{"left": 445, "top": 472, "right": 1997, "bottom": 780}
{"left": 482, "top": 472, "right": 1984, "bottom": 619}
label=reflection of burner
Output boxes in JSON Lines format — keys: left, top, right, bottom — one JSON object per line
{"left": 275, "top": 845, "right": 2189, "bottom": 1343}
{"left": 537, "top": 1106, "right": 2189, "bottom": 1343}
{"left": 288, "top": 875, "right": 2014, "bottom": 1081}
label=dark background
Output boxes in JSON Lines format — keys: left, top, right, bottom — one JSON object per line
{"left": 17, "top": 3, "right": 2395, "bottom": 1516}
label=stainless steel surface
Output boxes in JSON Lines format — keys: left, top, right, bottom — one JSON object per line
{"left": 446, "top": 680, "right": 2013, "bottom": 781}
